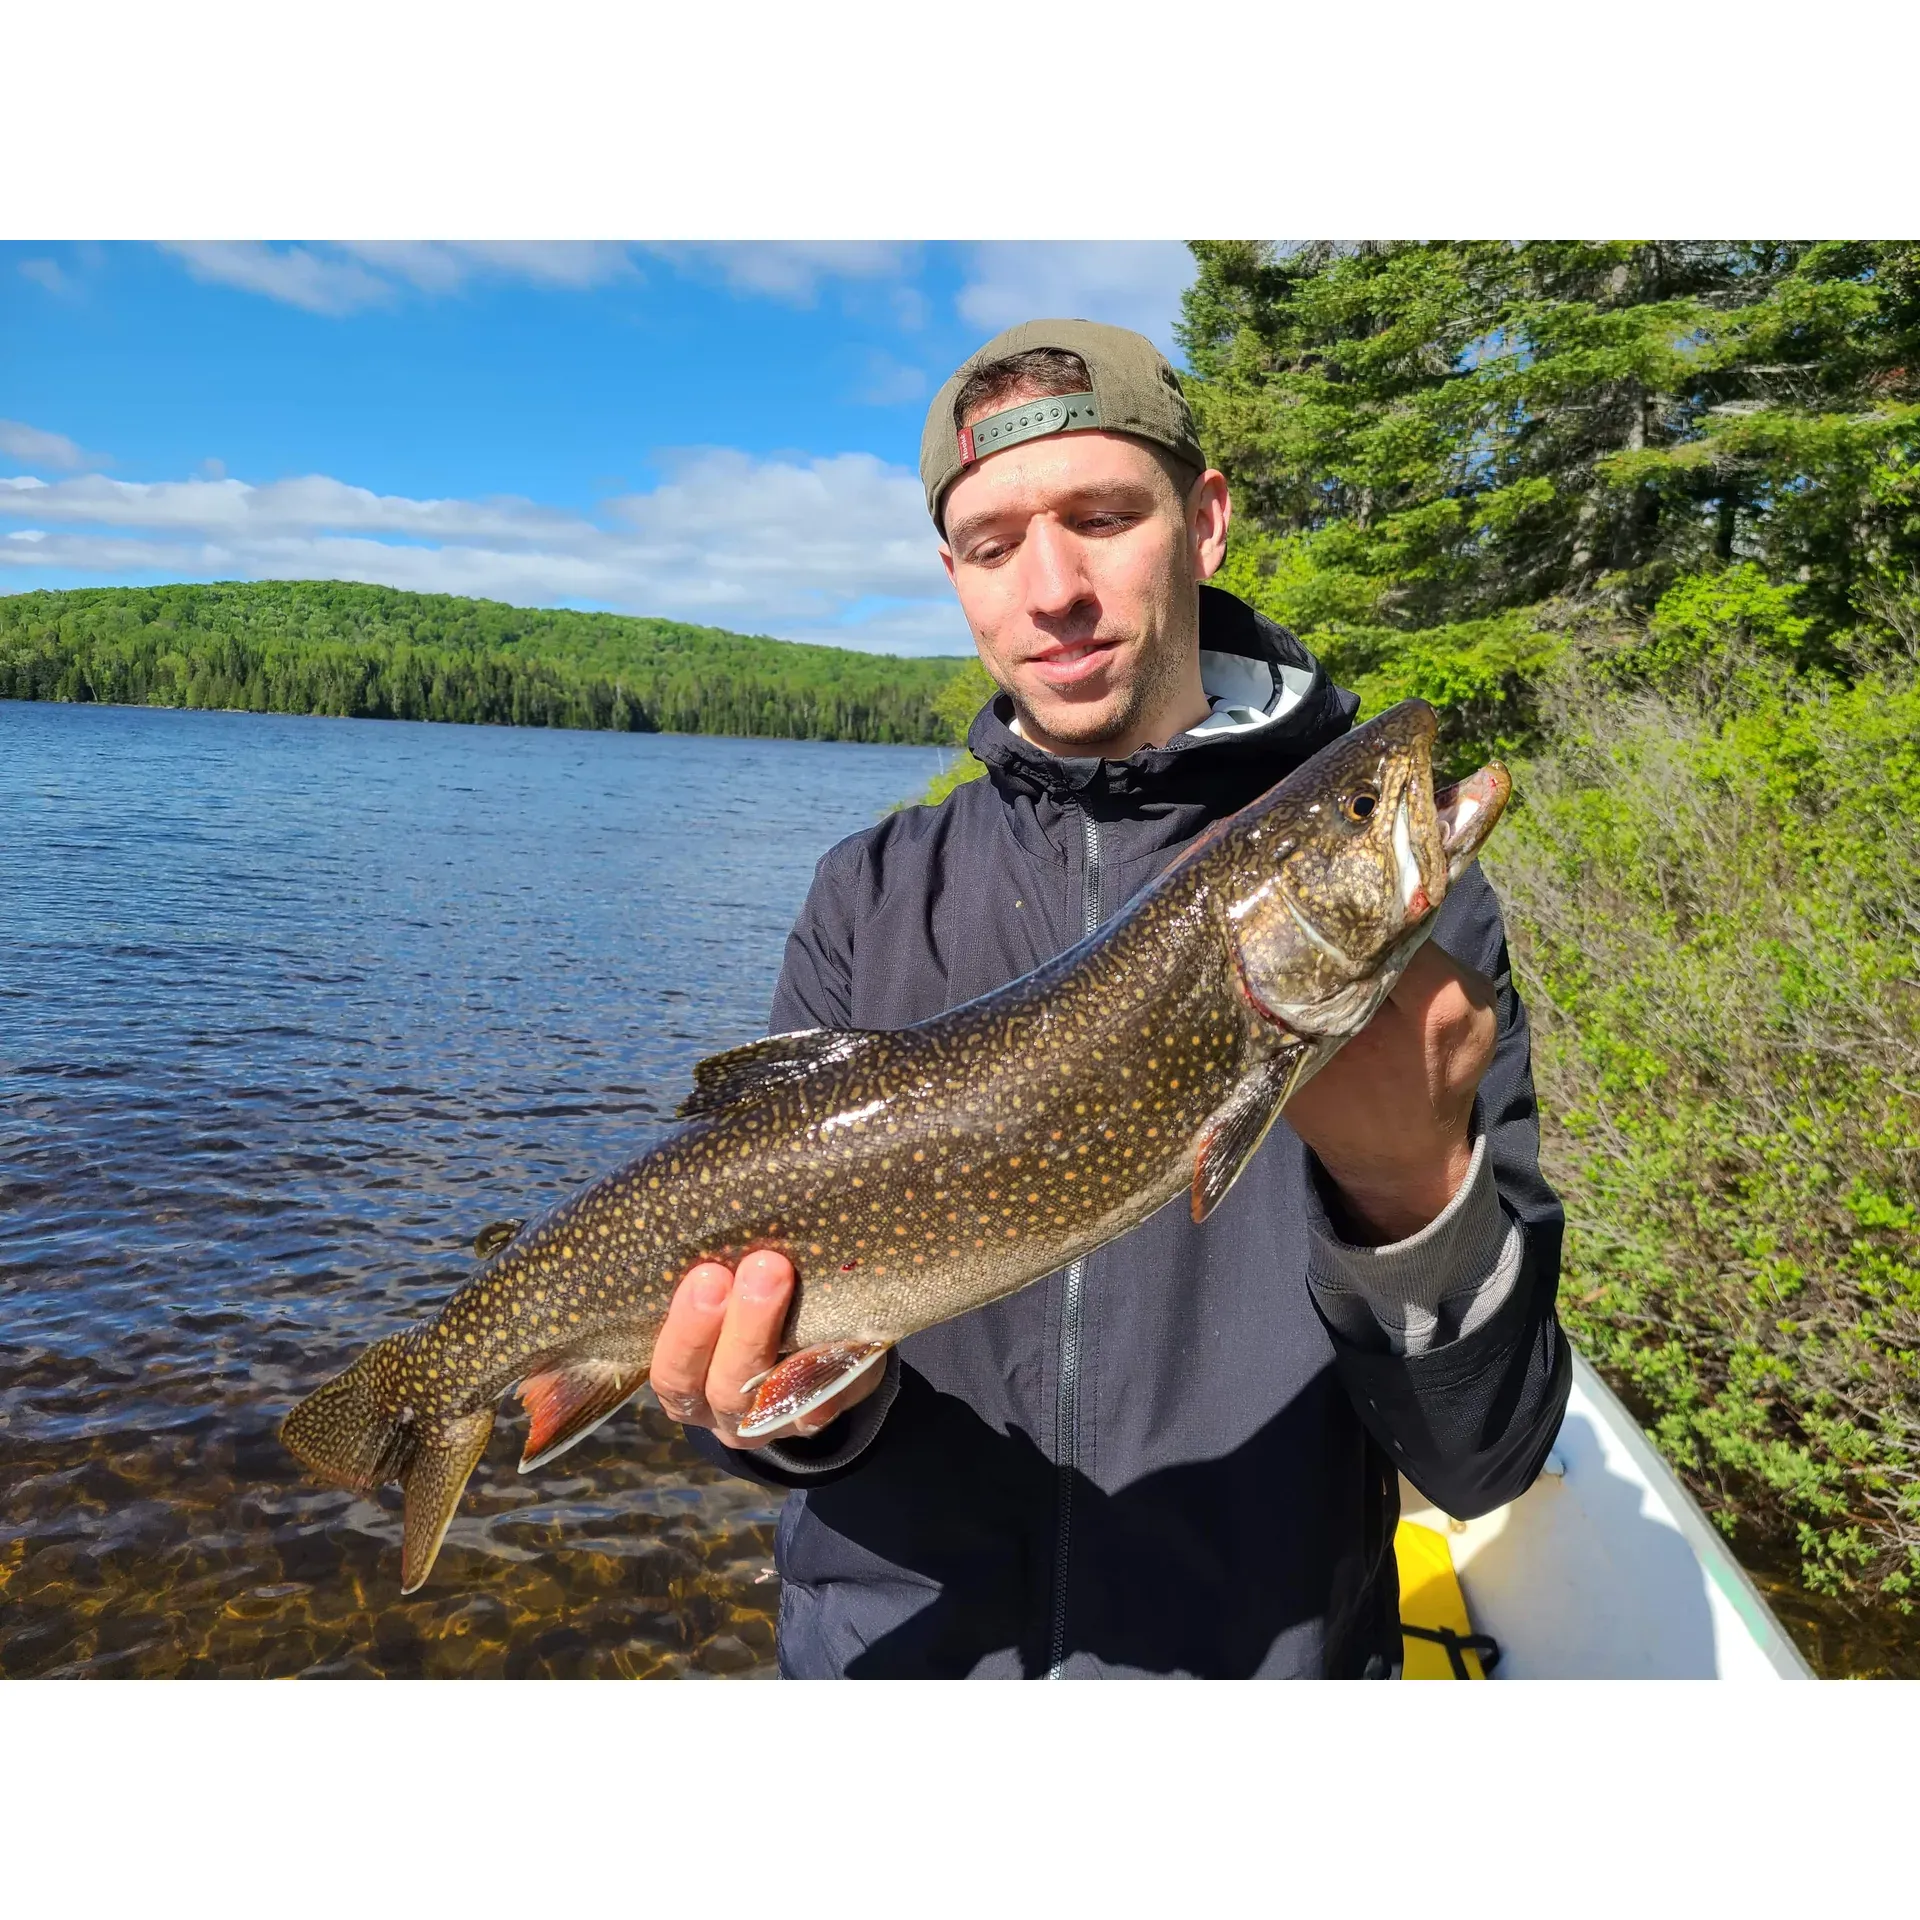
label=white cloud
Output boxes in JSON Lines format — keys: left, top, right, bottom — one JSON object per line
{"left": 956, "top": 242, "right": 1198, "bottom": 358}
{"left": 166, "top": 242, "right": 400, "bottom": 315}
{"left": 647, "top": 242, "right": 917, "bottom": 305}
{"left": 158, "top": 239, "right": 926, "bottom": 317}
{"left": 606, "top": 450, "right": 939, "bottom": 605}
{"left": 852, "top": 350, "right": 929, "bottom": 406}
{"left": 2, "top": 472, "right": 587, "bottom": 543}
{"left": 0, "top": 419, "right": 99, "bottom": 471}
{"left": 18, "top": 258, "right": 76, "bottom": 297}
{"left": 339, "top": 241, "right": 638, "bottom": 293}
{"left": 162, "top": 241, "right": 640, "bottom": 314}
{"left": 0, "top": 449, "right": 970, "bottom": 656}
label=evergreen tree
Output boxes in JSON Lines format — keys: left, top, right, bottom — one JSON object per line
{"left": 0, "top": 581, "right": 969, "bottom": 746}
{"left": 1181, "top": 242, "right": 1920, "bottom": 747}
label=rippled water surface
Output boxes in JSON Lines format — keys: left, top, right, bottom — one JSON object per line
{"left": 0, "top": 702, "right": 941, "bottom": 1677}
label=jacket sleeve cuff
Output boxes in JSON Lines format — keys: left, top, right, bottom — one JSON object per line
{"left": 1303, "top": 1114, "right": 1524, "bottom": 1357}
{"left": 751, "top": 1348, "right": 902, "bottom": 1480}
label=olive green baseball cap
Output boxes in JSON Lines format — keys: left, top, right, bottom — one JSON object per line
{"left": 919, "top": 316, "right": 1206, "bottom": 528}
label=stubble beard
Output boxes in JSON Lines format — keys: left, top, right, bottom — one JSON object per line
{"left": 1006, "top": 625, "right": 1193, "bottom": 757}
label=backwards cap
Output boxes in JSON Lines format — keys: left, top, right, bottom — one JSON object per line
{"left": 919, "top": 317, "right": 1206, "bottom": 528}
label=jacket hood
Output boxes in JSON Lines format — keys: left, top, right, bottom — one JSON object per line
{"left": 964, "top": 585, "right": 1359, "bottom": 814}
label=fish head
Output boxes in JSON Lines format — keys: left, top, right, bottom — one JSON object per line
{"left": 1220, "top": 700, "right": 1510, "bottom": 1041}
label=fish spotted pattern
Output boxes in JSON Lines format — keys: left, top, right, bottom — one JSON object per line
{"left": 282, "top": 699, "right": 1510, "bottom": 1592}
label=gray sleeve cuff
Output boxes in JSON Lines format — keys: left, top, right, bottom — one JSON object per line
{"left": 753, "top": 1348, "right": 902, "bottom": 1479}
{"left": 1304, "top": 1122, "right": 1524, "bottom": 1358}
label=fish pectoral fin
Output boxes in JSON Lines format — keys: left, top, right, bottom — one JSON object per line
{"left": 516, "top": 1359, "right": 649, "bottom": 1473}
{"left": 736, "top": 1341, "right": 892, "bottom": 1440}
{"left": 1191, "top": 1047, "right": 1314, "bottom": 1224}
{"left": 472, "top": 1218, "right": 526, "bottom": 1260}
{"left": 400, "top": 1407, "right": 495, "bottom": 1595}
{"left": 678, "top": 1027, "right": 882, "bottom": 1119}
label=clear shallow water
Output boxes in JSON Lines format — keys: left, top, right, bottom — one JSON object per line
{"left": 0, "top": 701, "right": 941, "bottom": 1677}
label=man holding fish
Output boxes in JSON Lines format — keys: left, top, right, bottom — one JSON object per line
{"left": 285, "top": 320, "right": 1569, "bottom": 1672}
{"left": 651, "top": 320, "right": 1570, "bottom": 1676}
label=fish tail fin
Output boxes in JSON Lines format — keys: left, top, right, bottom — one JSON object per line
{"left": 281, "top": 1334, "right": 423, "bottom": 1493}
{"left": 281, "top": 1333, "right": 495, "bottom": 1594}
{"left": 399, "top": 1407, "right": 495, "bottom": 1594}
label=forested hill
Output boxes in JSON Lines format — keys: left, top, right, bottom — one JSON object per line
{"left": 0, "top": 580, "right": 969, "bottom": 744}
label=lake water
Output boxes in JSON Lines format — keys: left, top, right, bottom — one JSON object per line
{"left": 0, "top": 701, "right": 943, "bottom": 1677}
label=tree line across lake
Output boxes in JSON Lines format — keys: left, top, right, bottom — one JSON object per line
{"left": 0, "top": 581, "right": 969, "bottom": 746}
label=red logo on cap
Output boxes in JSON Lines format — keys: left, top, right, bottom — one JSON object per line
{"left": 956, "top": 426, "right": 976, "bottom": 465}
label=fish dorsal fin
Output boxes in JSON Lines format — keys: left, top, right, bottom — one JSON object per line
{"left": 473, "top": 1218, "right": 526, "bottom": 1261}
{"left": 1191, "top": 1045, "right": 1315, "bottom": 1224}
{"left": 678, "top": 1027, "right": 878, "bottom": 1119}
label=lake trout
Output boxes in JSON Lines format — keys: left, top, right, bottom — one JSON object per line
{"left": 282, "top": 698, "right": 1510, "bottom": 1592}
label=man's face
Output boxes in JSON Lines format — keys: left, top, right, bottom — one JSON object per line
{"left": 938, "top": 422, "right": 1230, "bottom": 757}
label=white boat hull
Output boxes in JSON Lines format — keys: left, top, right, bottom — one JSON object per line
{"left": 1400, "top": 1351, "right": 1812, "bottom": 1679}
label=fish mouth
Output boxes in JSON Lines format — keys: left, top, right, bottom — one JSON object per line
{"left": 1433, "top": 763, "right": 1512, "bottom": 880}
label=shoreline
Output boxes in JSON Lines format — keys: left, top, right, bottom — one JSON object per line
{"left": 0, "top": 689, "right": 955, "bottom": 750}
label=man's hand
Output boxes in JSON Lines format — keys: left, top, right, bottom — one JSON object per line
{"left": 649, "top": 1248, "right": 884, "bottom": 1450}
{"left": 1282, "top": 940, "right": 1499, "bottom": 1246}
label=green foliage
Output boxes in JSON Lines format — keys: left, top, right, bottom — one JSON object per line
{"left": 1597, "top": 564, "right": 1823, "bottom": 706}
{"left": 1182, "top": 241, "right": 1920, "bottom": 706}
{"left": 1216, "top": 525, "right": 1561, "bottom": 765}
{"left": 1187, "top": 241, "right": 1920, "bottom": 1657}
{"left": 1484, "top": 631, "right": 1920, "bottom": 1618}
{"left": 916, "top": 654, "right": 995, "bottom": 804}
{"left": 0, "top": 580, "right": 971, "bottom": 746}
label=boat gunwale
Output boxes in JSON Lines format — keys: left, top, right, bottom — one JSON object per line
{"left": 1566, "top": 1350, "right": 1815, "bottom": 1680}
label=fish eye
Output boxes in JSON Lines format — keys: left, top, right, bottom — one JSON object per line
{"left": 1344, "top": 788, "right": 1379, "bottom": 823}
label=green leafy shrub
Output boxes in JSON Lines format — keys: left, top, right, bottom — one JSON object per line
{"left": 917, "top": 655, "right": 995, "bottom": 803}
{"left": 1598, "top": 563, "right": 1822, "bottom": 702}
{"left": 1485, "top": 645, "right": 1920, "bottom": 1612}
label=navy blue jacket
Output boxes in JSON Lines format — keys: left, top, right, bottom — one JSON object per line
{"left": 687, "top": 587, "right": 1569, "bottom": 1677}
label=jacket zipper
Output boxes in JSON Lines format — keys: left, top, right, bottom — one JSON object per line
{"left": 1047, "top": 801, "right": 1103, "bottom": 1678}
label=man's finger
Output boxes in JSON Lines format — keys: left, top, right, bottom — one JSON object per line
{"left": 650, "top": 1260, "right": 735, "bottom": 1425}
{"left": 707, "top": 1249, "right": 797, "bottom": 1423}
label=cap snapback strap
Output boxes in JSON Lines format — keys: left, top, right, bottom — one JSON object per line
{"left": 956, "top": 391, "right": 1102, "bottom": 467}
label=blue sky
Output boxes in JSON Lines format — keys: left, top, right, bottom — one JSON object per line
{"left": 1, "top": 242, "right": 1198, "bottom": 656}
